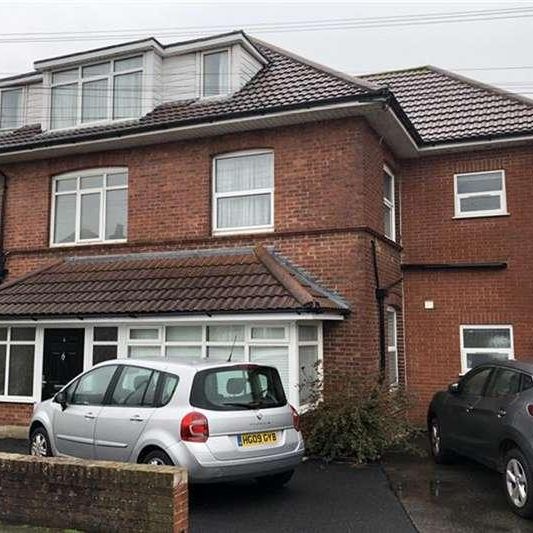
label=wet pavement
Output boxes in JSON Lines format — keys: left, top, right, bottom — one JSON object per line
{"left": 383, "top": 437, "right": 533, "bottom": 532}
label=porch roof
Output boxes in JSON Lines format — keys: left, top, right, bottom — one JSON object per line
{"left": 0, "top": 246, "right": 349, "bottom": 319}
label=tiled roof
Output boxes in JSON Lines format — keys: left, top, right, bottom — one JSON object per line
{"left": 0, "top": 40, "right": 377, "bottom": 154}
{"left": 0, "top": 246, "right": 348, "bottom": 318}
{"left": 362, "top": 66, "right": 533, "bottom": 144}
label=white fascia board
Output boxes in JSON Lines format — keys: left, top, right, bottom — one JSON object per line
{"left": 0, "top": 312, "right": 345, "bottom": 326}
{"left": 0, "top": 73, "right": 43, "bottom": 88}
{"left": 418, "top": 134, "right": 533, "bottom": 156}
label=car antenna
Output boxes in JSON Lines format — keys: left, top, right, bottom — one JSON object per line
{"left": 227, "top": 335, "right": 238, "bottom": 362}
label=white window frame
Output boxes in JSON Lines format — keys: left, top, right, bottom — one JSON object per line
{"left": 454, "top": 170, "right": 508, "bottom": 219}
{"left": 383, "top": 165, "right": 396, "bottom": 241}
{"left": 297, "top": 322, "right": 323, "bottom": 408}
{"left": 212, "top": 149, "right": 275, "bottom": 236}
{"left": 91, "top": 326, "right": 119, "bottom": 366}
{"left": 49, "top": 55, "right": 144, "bottom": 130}
{"left": 200, "top": 48, "right": 231, "bottom": 99}
{"left": 386, "top": 307, "right": 399, "bottom": 387}
{"left": 0, "top": 86, "right": 24, "bottom": 131}
{"left": 460, "top": 324, "right": 514, "bottom": 374}
{"left": 50, "top": 167, "right": 128, "bottom": 247}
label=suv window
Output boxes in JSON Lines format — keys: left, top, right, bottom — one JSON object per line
{"left": 71, "top": 365, "right": 117, "bottom": 405}
{"left": 190, "top": 365, "right": 286, "bottom": 411}
{"left": 160, "top": 373, "right": 179, "bottom": 406}
{"left": 486, "top": 368, "right": 521, "bottom": 398}
{"left": 110, "top": 366, "right": 155, "bottom": 407}
{"left": 522, "top": 374, "right": 533, "bottom": 392}
{"left": 461, "top": 367, "right": 493, "bottom": 396}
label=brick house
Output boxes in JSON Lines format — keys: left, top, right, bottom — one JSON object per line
{"left": 0, "top": 31, "right": 531, "bottom": 425}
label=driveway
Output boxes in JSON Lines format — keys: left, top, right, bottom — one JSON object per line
{"left": 0, "top": 438, "right": 414, "bottom": 533}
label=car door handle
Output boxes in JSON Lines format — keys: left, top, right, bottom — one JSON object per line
{"left": 130, "top": 415, "right": 144, "bottom": 422}
{"left": 497, "top": 408, "right": 507, "bottom": 418}
{"left": 84, "top": 412, "right": 96, "bottom": 420}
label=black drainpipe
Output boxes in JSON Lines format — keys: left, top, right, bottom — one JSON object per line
{"left": 0, "top": 170, "right": 8, "bottom": 283}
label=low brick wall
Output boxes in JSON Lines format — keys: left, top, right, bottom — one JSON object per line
{"left": 0, "top": 453, "right": 188, "bottom": 532}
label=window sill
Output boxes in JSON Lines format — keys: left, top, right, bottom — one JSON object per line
{"left": 50, "top": 239, "right": 127, "bottom": 249}
{"left": 453, "top": 212, "right": 510, "bottom": 220}
{"left": 213, "top": 227, "right": 274, "bottom": 237}
{"left": 0, "top": 396, "right": 35, "bottom": 404}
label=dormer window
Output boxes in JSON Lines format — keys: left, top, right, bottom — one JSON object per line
{"left": 202, "top": 50, "right": 229, "bottom": 97}
{"left": 0, "top": 88, "right": 23, "bottom": 130}
{"left": 50, "top": 56, "right": 143, "bottom": 129}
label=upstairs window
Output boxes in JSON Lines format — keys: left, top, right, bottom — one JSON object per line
{"left": 202, "top": 50, "right": 229, "bottom": 97}
{"left": 460, "top": 325, "right": 513, "bottom": 373}
{"left": 383, "top": 167, "right": 395, "bottom": 241}
{"left": 51, "top": 168, "right": 128, "bottom": 246}
{"left": 51, "top": 56, "right": 143, "bottom": 129}
{"left": 454, "top": 170, "right": 507, "bottom": 218}
{"left": 213, "top": 150, "right": 274, "bottom": 234}
{"left": 0, "top": 88, "right": 23, "bottom": 130}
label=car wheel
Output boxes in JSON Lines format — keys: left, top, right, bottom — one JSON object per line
{"left": 504, "top": 448, "right": 533, "bottom": 518}
{"left": 29, "top": 427, "right": 53, "bottom": 457}
{"left": 428, "top": 417, "right": 453, "bottom": 464}
{"left": 256, "top": 469, "right": 294, "bottom": 489}
{"left": 142, "top": 449, "right": 174, "bottom": 466}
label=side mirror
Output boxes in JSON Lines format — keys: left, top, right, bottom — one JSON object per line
{"left": 54, "top": 391, "right": 68, "bottom": 411}
{"left": 448, "top": 382, "right": 460, "bottom": 395}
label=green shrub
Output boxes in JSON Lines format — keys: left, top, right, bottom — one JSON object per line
{"left": 300, "top": 375, "right": 414, "bottom": 463}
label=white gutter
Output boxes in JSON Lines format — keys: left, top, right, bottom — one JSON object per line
{"left": 418, "top": 133, "right": 533, "bottom": 155}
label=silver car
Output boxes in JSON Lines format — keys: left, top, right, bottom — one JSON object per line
{"left": 29, "top": 358, "right": 304, "bottom": 486}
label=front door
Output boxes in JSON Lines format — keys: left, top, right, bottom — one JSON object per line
{"left": 42, "top": 329, "right": 85, "bottom": 400}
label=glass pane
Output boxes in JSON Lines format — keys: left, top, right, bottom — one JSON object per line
{"left": 463, "top": 328, "right": 511, "bottom": 349}
{"left": 94, "top": 327, "right": 118, "bottom": 342}
{"left": 114, "top": 56, "right": 143, "bottom": 72}
{"left": 0, "top": 328, "right": 7, "bottom": 341}
{"left": 250, "top": 346, "right": 289, "bottom": 392}
{"left": 7, "top": 345, "right": 34, "bottom": 396}
{"left": 93, "top": 345, "right": 117, "bottom": 365}
{"left": 160, "top": 373, "right": 179, "bottom": 405}
{"left": 251, "top": 326, "right": 285, "bottom": 340}
{"left": 467, "top": 352, "right": 509, "bottom": 370}
{"left": 0, "top": 345, "right": 5, "bottom": 395}
{"left": 217, "top": 194, "right": 271, "bottom": 229}
{"left": 80, "top": 193, "right": 101, "bottom": 240}
{"left": 384, "top": 205, "right": 393, "bottom": 238}
{"left": 298, "top": 325, "right": 318, "bottom": 342}
{"left": 486, "top": 369, "right": 521, "bottom": 398}
{"left": 105, "top": 188, "right": 127, "bottom": 240}
{"left": 51, "top": 83, "right": 78, "bottom": 129}
{"left": 207, "top": 346, "right": 244, "bottom": 361}
{"left": 107, "top": 172, "right": 128, "bottom": 187}
{"left": 56, "top": 178, "right": 77, "bottom": 192}
{"left": 54, "top": 194, "right": 76, "bottom": 244}
{"left": 82, "top": 79, "right": 108, "bottom": 123}
{"left": 11, "top": 327, "right": 35, "bottom": 341}
{"left": 299, "top": 345, "right": 318, "bottom": 404}
{"left": 461, "top": 367, "right": 493, "bottom": 395}
{"left": 388, "top": 349, "right": 399, "bottom": 386}
{"left": 207, "top": 325, "right": 244, "bottom": 342}
{"left": 457, "top": 172, "right": 502, "bottom": 194}
{"left": 80, "top": 175, "right": 103, "bottom": 189}
{"left": 203, "top": 51, "right": 229, "bottom": 96}
{"left": 82, "top": 62, "right": 110, "bottom": 78}
{"left": 215, "top": 153, "right": 273, "bottom": 193}
{"left": 386, "top": 310, "right": 396, "bottom": 347}
{"left": 72, "top": 365, "right": 116, "bottom": 405}
{"left": 143, "top": 370, "right": 159, "bottom": 406}
{"left": 130, "top": 328, "right": 159, "bottom": 340}
{"left": 113, "top": 71, "right": 142, "bottom": 119}
{"left": 166, "top": 345, "right": 202, "bottom": 358}
{"left": 52, "top": 69, "right": 78, "bottom": 84}
{"left": 0, "top": 88, "right": 22, "bottom": 129}
{"left": 166, "top": 326, "right": 202, "bottom": 342}
{"left": 110, "top": 366, "right": 153, "bottom": 406}
{"left": 460, "top": 195, "right": 501, "bottom": 213}
{"left": 128, "top": 345, "right": 161, "bottom": 358}
{"left": 383, "top": 171, "right": 393, "bottom": 202}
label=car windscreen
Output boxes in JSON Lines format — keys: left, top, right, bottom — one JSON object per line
{"left": 190, "top": 365, "right": 287, "bottom": 411}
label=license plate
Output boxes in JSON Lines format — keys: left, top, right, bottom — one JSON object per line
{"left": 237, "top": 431, "right": 278, "bottom": 447}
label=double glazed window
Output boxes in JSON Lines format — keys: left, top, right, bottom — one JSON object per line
{"left": 0, "top": 88, "right": 23, "bottom": 130}
{"left": 52, "top": 168, "right": 128, "bottom": 246}
{"left": 460, "top": 325, "right": 513, "bottom": 373}
{"left": 454, "top": 170, "right": 507, "bottom": 218}
{"left": 383, "top": 167, "right": 395, "bottom": 241}
{"left": 202, "top": 50, "right": 229, "bottom": 97}
{"left": 51, "top": 56, "right": 143, "bottom": 129}
{"left": 0, "top": 327, "right": 36, "bottom": 399}
{"left": 386, "top": 307, "right": 399, "bottom": 386}
{"left": 213, "top": 151, "right": 274, "bottom": 234}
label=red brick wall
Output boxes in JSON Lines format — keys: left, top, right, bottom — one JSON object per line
{"left": 401, "top": 145, "right": 533, "bottom": 421}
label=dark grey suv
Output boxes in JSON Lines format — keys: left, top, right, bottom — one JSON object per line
{"left": 428, "top": 361, "right": 533, "bottom": 517}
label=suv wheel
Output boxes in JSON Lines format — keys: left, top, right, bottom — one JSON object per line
{"left": 256, "top": 469, "right": 294, "bottom": 489}
{"left": 29, "top": 427, "right": 52, "bottom": 457}
{"left": 504, "top": 448, "right": 533, "bottom": 518}
{"left": 142, "top": 449, "right": 174, "bottom": 466}
{"left": 428, "top": 417, "right": 453, "bottom": 464}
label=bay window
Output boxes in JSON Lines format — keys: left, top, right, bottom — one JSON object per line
{"left": 51, "top": 168, "right": 128, "bottom": 246}
{"left": 51, "top": 55, "right": 143, "bottom": 129}
{"left": 213, "top": 150, "right": 274, "bottom": 234}
{"left": 460, "top": 325, "right": 513, "bottom": 373}
{"left": 0, "top": 87, "right": 23, "bottom": 130}
{"left": 202, "top": 49, "right": 230, "bottom": 97}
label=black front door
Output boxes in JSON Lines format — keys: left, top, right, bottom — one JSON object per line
{"left": 42, "top": 329, "right": 85, "bottom": 400}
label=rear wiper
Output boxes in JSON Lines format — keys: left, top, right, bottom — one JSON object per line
{"left": 222, "top": 401, "right": 263, "bottom": 409}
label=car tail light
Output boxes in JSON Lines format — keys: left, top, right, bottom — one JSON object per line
{"left": 181, "top": 412, "right": 209, "bottom": 443}
{"left": 527, "top": 404, "right": 533, "bottom": 417}
{"left": 290, "top": 405, "right": 301, "bottom": 432}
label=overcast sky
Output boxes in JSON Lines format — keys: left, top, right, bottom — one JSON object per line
{"left": 0, "top": 0, "right": 532, "bottom": 97}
